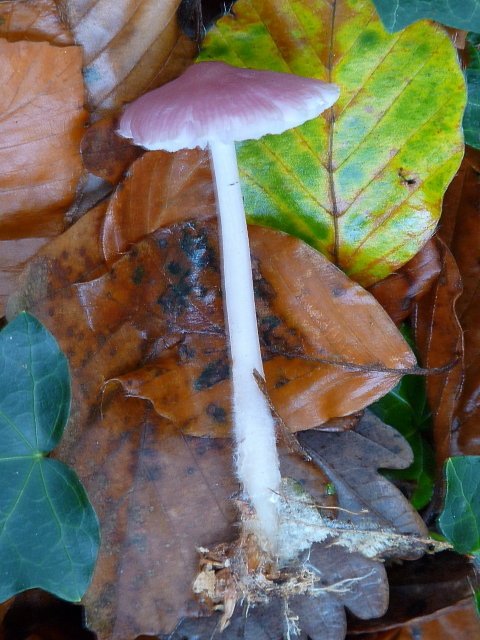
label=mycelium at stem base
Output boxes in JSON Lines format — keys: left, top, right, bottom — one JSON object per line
{"left": 209, "top": 139, "right": 281, "bottom": 550}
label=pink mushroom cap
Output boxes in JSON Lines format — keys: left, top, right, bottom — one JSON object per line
{"left": 118, "top": 61, "right": 340, "bottom": 152}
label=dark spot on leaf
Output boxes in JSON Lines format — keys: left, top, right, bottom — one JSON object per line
{"left": 167, "top": 261, "right": 182, "bottom": 275}
{"left": 61, "top": 250, "right": 69, "bottom": 260}
{"left": 194, "top": 359, "right": 230, "bottom": 390}
{"left": 66, "top": 326, "right": 74, "bottom": 337}
{"left": 179, "top": 343, "right": 196, "bottom": 361}
{"left": 206, "top": 403, "right": 227, "bottom": 423}
{"left": 186, "top": 467, "right": 195, "bottom": 475}
{"left": 97, "top": 333, "right": 107, "bottom": 346}
{"left": 132, "top": 265, "right": 145, "bottom": 285}
{"left": 48, "top": 307, "right": 55, "bottom": 317}
{"left": 180, "top": 223, "right": 216, "bottom": 270}
{"left": 157, "top": 279, "right": 193, "bottom": 314}
{"left": 275, "top": 377, "right": 290, "bottom": 388}
{"left": 157, "top": 236, "right": 169, "bottom": 249}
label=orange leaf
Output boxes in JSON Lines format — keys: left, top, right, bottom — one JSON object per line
{"left": 0, "top": 0, "right": 74, "bottom": 45}
{"left": 0, "top": 40, "right": 86, "bottom": 237}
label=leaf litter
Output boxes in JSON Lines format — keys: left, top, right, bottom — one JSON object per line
{"left": 0, "top": 0, "right": 476, "bottom": 637}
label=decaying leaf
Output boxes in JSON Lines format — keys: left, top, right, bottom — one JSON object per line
{"left": 0, "top": 39, "right": 85, "bottom": 237}
{"left": 0, "top": 37, "right": 86, "bottom": 313}
{"left": 0, "top": 0, "right": 73, "bottom": 45}
{"left": 190, "top": 413, "right": 443, "bottom": 640}
{"left": 440, "top": 157, "right": 480, "bottom": 455}
{"left": 58, "top": 0, "right": 197, "bottom": 115}
{"left": 9, "top": 149, "right": 415, "bottom": 436}
{"left": 412, "top": 238, "right": 464, "bottom": 481}
{"left": 369, "top": 239, "right": 442, "bottom": 326}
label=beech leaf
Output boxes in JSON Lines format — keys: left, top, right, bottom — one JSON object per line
{"left": 58, "top": 0, "right": 197, "bottom": 115}
{"left": 199, "top": 0, "right": 466, "bottom": 285}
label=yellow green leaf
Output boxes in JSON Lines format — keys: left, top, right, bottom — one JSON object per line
{"left": 198, "top": 0, "right": 466, "bottom": 285}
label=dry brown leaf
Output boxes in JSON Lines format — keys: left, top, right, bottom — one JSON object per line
{"left": 80, "top": 114, "right": 144, "bottom": 185}
{"left": 348, "top": 550, "right": 477, "bottom": 635}
{"left": 9, "top": 149, "right": 415, "bottom": 436}
{"left": 58, "top": 0, "right": 197, "bottom": 116}
{"left": 0, "top": 38, "right": 86, "bottom": 314}
{"left": 11, "top": 220, "right": 416, "bottom": 435}
{"left": 0, "top": 39, "right": 86, "bottom": 236}
{"left": 390, "top": 601, "right": 480, "bottom": 639}
{"left": 412, "top": 237, "right": 464, "bottom": 480}
{"left": 369, "top": 239, "right": 442, "bottom": 326}
{"left": 0, "top": 0, "right": 73, "bottom": 44}
{"left": 440, "top": 158, "right": 480, "bottom": 455}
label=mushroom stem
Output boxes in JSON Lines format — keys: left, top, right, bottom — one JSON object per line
{"left": 209, "top": 139, "right": 281, "bottom": 548}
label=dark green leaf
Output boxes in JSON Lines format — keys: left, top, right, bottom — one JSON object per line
{"left": 438, "top": 456, "right": 480, "bottom": 555}
{"left": 372, "top": 0, "right": 480, "bottom": 33}
{"left": 0, "top": 312, "right": 99, "bottom": 602}
{"left": 464, "top": 33, "right": 480, "bottom": 149}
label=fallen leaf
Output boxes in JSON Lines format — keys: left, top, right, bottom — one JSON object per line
{"left": 368, "top": 239, "right": 442, "bottom": 326}
{"left": 412, "top": 237, "right": 464, "bottom": 479}
{"left": 0, "top": 37, "right": 86, "bottom": 314}
{"left": 9, "top": 149, "right": 415, "bottom": 436}
{"left": 389, "top": 600, "right": 480, "bottom": 640}
{"left": 0, "top": 39, "right": 86, "bottom": 237}
{"left": 80, "top": 115, "right": 144, "bottom": 185}
{"left": 58, "top": 0, "right": 197, "bottom": 116}
{"left": 440, "top": 160, "right": 480, "bottom": 455}
{"left": 348, "top": 550, "right": 477, "bottom": 634}
{"left": 0, "top": 0, "right": 73, "bottom": 45}
{"left": 199, "top": 0, "right": 466, "bottom": 285}
{"left": 296, "top": 412, "right": 428, "bottom": 545}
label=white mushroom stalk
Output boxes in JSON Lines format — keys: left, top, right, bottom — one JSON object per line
{"left": 117, "top": 61, "right": 340, "bottom": 550}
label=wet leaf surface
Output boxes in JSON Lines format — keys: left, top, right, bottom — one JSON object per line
{"left": 58, "top": 0, "right": 197, "bottom": 116}
{"left": 199, "top": 0, "right": 465, "bottom": 285}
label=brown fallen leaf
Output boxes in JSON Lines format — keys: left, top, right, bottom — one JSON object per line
{"left": 440, "top": 158, "right": 480, "bottom": 455}
{"left": 0, "top": 0, "right": 73, "bottom": 45}
{"left": 368, "top": 239, "right": 442, "bottom": 326}
{"left": 0, "top": 38, "right": 86, "bottom": 314}
{"left": 388, "top": 600, "right": 480, "bottom": 640}
{"left": 80, "top": 115, "right": 144, "bottom": 185}
{"left": 58, "top": 0, "right": 197, "bottom": 116}
{"left": 161, "top": 414, "right": 435, "bottom": 640}
{"left": 347, "top": 550, "right": 477, "bottom": 635}
{"left": 0, "top": 39, "right": 85, "bottom": 237}
{"left": 11, "top": 216, "right": 416, "bottom": 436}
{"left": 412, "top": 237, "right": 464, "bottom": 482}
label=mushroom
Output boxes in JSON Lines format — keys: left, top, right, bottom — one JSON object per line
{"left": 118, "top": 61, "right": 340, "bottom": 550}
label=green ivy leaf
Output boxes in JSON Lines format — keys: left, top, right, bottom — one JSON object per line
{"left": 0, "top": 312, "right": 99, "bottom": 602}
{"left": 370, "top": 368, "right": 434, "bottom": 509}
{"left": 464, "top": 33, "right": 480, "bottom": 149}
{"left": 438, "top": 456, "right": 480, "bottom": 555}
{"left": 372, "top": 0, "right": 480, "bottom": 33}
{"left": 199, "top": 0, "right": 466, "bottom": 286}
